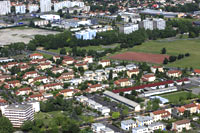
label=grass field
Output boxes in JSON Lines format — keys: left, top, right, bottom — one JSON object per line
{"left": 122, "top": 38, "right": 200, "bottom": 68}
{"left": 160, "top": 91, "right": 197, "bottom": 103}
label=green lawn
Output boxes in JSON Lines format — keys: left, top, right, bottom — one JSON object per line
{"left": 160, "top": 91, "right": 197, "bottom": 103}
{"left": 125, "top": 38, "right": 200, "bottom": 68}
{"left": 37, "top": 52, "right": 53, "bottom": 59}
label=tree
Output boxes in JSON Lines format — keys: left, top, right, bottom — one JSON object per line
{"left": 119, "top": 92, "right": 124, "bottom": 96}
{"left": 74, "top": 106, "right": 82, "bottom": 115}
{"left": 108, "top": 70, "right": 113, "bottom": 80}
{"left": 60, "top": 48, "right": 66, "bottom": 55}
{"left": 122, "top": 108, "right": 129, "bottom": 116}
{"left": 0, "top": 117, "right": 13, "bottom": 133}
{"left": 116, "top": 15, "right": 122, "bottom": 21}
{"left": 161, "top": 48, "right": 166, "bottom": 54}
{"left": 112, "top": 112, "right": 120, "bottom": 119}
{"left": 21, "top": 121, "right": 34, "bottom": 131}
{"left": 27, "top": 42, "right": 36, "bottom": 51}
{"left": 163, "top": 58, "right": 168, "bottom": 64}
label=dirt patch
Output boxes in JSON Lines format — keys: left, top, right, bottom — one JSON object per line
{"left": 109, "top": 52, "right": 169, "bottom": 64}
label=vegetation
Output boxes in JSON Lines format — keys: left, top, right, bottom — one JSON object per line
{"left": 0, "top": 117, "right": 14, "bottom": 133}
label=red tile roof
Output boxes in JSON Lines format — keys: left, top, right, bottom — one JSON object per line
{"left": 112, "top": 80, "right": 174, "bottom": 93}
{"left": 30, "top": 53, "right": 43, "bottom": 57}
{"left": 18, "top": 87, "right": 31, "bottom": 91}
{"left": 174, "top": 119, "right": 190, "bottom": 125}
{"left": 183, "top": 103, "right": 197, "bottom": 108}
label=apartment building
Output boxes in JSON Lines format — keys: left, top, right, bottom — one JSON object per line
{"left": 139, "top": 19, "right": 154, "bottom": 30}
{"left": 75, "top": 29, "right": 96, "bottom": 40}
{"left": 172, "top": 119, "right": 191, "bottom": 132}
{"left": 4, "top": 104, "right": 34, "bottom": 127}
{"left": 40, "top": 0, "right": 51, "bottom": 12}
{"left": 15, "top": 4, "right": 26, "bottom": 14}
{"left": 28, "top": 4, "right": 39, "bottom": 13}
{"left": 153, "top": 18, "right": 166, "bottom": 30}
{"left": 119, "top": 24, "right": 139, "bottom": 34}
{"left": 0, "top": 0, "right": 11, "bottom": 15}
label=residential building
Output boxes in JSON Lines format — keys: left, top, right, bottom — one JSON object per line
{"left": 100, "top": 127, "right": 114, "bottom": 133}
{"left": 142, "top": 74, "right": 156, "bottom": 82}
{"left": 151, "top": 66, "right": 164, "bottom": 73}
{"left": 132, "top": 126, "right": 149, "bottom": 133}
{"left": 172, "top": 119, "right": 191, "bottom": 132}
{"left": 167, "top": 70, "right": 182, "bottom": 78}
{"left": 121, "top": 119, "right": 137, "bottom": 131}
{"left": 28, "top": 4, "right": 39, "bottom": 13}
{"left": 4, "top": 104, "right": 34, "bottom": 127}
{"left": 97, "top": 106, "right": 110, "bottom": 116}
{"left": 119, "top": 24, "right": 139, "bottom": 34}
{"left": 135, "top": 116, "right": 154, "bottom": 126}
{"left": 153, "top": 18, "right": 166, "bottom": 30}
{"left": 148, "top": 122, "right": 166, "bottom": 132}
{"left": 75, "top": 29, "right": 96, "bottom": 40}
{"left": 40, "top": 0, "right": 51, "bottom": 12}
{"left": 91, "top": 123, "right": 106, "bottom": 132}
{"left": 127, "top": 69, "right": 140, "bottom": 78}
{"left": 114, "top": 78, "right": 132, "bottom": 87}
{"left": 150, "top": 109, "right": 171, "bottom": 121}
{"left": 29, "top": 53, "right": 43, "bottom": 60}
{"left": 0, "top": 0, "right": 11, "bottom": 15}
{"left": 139, "top": 19, "right": 153, "bottom": 30}
{"left": 98, "top": 60, "right": 111, "bottom": 67}
{"left": 15, "top": 4, "right": 26, "bottom": 14}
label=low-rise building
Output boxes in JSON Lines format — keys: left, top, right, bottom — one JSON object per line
{"left": 114, "top": 78, "right": 132, "bottom": 87}
{"left": 121, "top": 119, "right": 137, "bottom": 131}
{"left": 132, "top": 126, "right": 149, "bottom": 133}
{"left": 135, "top": 116, "right": 154, "bottom": 126}
{"left": 148, "top": 122, "right": 166, "bottom": 132}
{"left": 29, "top": 53, "right": 43, "bottom": 60}
{"left": 150, "top": 109, "right": 171, "bottom": 121}
{"left": 91, "top": 123, "right": 106, "bottom": 132}
{"left": 172, "top": 119, "right": 191, "bottom": 132}
{"left": 142, "top": 74, "right": 156, "bottom": 82}
{"left": 127, "top": 69, "right": 140, "bottom": 78}
{"left": 98, "top": 60, "right": 111, "bottom": 67}
{"left": 167, "top": 70, "right": 182, "bottom": 78}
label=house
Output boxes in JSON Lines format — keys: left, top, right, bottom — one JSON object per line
{"left": 98, "top": 60, "right": 111, "bottom": 67}
{"left": 38, "top": 62, "right": 52, "bottom": 70}
{"left": 44, "top": 83, "right": 63, "bottom": 91}
{"left": 89, "top": 84, "right": 102, "bottom": 92}
{"left": 148, "top": 122, "right": 166, "bottom": 132}
{"left": 76, "top": 95, "right": 88, "bottom": 103}
{"left": 16, "top": 87, "right": 32, "bottom": 96}
{"left": 183, "top": 103, "right": 198, "bottom": 114}
{"left": 132, "top": 126, "right": 149, "bottom": 133}
{"left": 100, "top": 127, "right": 114, "bottom": 133}
{"left": 150, "top": 109, "right": 171, "bottom": 121}
{"left": 175, "top": 78, "right": 190, "bottom": 85}
{"left": 58, "top": 89, "right": 79, "bottom": 97}
{"left": 19, "top": 65, "right": 30, "bottom": 71}
{"left": 0, "top": 75, "right": 11, "bottom": 82}
{"left": 135, "top": 116, "right": 154, "bottom": 126}
{"left": 30, "top": 59, "right": 47, "bottom": 64}
{"left": 29, "top": 93, "right": 44, "bottom": 101}
{"left": 114, "top": 78, "right": 132, "bottom": 87}
{"left": 97, "top": 106, "right": 110, "bottom": 116}
{"left": 172, "top": 119, "right": 191, "bottom": 132}
{"left": 57, "top": 72, "right": 74, "bottom": 81}
{"left": 151, "top": 66, "right": 164, "bottom": 73}
{"left": 29, "top": 53, "right": 43, "bottom": 60}
{"left": 75, "top": 63, "right": 88, "bottom": 70}
{"left": 62, "top": 58, "right": 74, "bottom": 65}
{"left": 51, "top": 67, "right": 64, "bottom": 74}
{"left": 115, "top": 66, "right": 126, "bottom": 72}
{"left": 23, "top": 71, "right": 38, "bottom": 79}
{"left": 172, "top": 107, "right": 185, "bottom": 116}
{"left": 192, "top": 69, "right": 200, "bottom": 75}
{"left": 30, "top": 76, "right": 49, "bottom": 84}
{"left": 6, "top": 62, "right": 18, "bottom": 69}
{"left": 83, "top": 56, "right": 93, "bottom": 63}
{"left": 167, "top": 70, "right": 182, "bottom": 78}
{"left": 142, "top": 74, "right": 156, "bottom": 82}
{"left": 91, "top": 123, "right": 106, "bottom": 133}
{"left": 121, "top": 119, "right": 137, "bottom": 131}
{"left": 6, "top": 80, "right": 21, "bottom": 88}
{"left": 53, "top": 56, "right": 60, "bottom": 62}
{"left": 127, "top": 69, "right": 140, "bottom": 78}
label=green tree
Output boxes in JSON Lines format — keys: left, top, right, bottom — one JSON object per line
{"left": 122, "top": 108, "right": 129, "bottom": 116}
{"left": 161, "top": 48, "right": 166, "bottom": 54}
{"left": 116, "top": 15, "right": 122, "bottom": 21}
{"left": 112, "top": 112, "right": 120, "bottom": 119}
{"left": 60, "top": 48, "right": 66, "bottom": 55}
{"left": 108, "top": 70, "right": 113, "bottom": 80}
{"left": 21, "top": 121, "right": 34, "bottom": 131}
{"left": 0, "top": 117, "right": 13, "bottom": 133}
{"left": 163, "top": 58, "right": 168, "bottom": 64}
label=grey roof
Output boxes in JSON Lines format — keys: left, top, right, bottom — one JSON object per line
{"left": 103, "top": 91, "right": 139, "bottom": 108}
{"left": 101, "top": 127, "right": 114, "bottom": 132}
{"left": 121, "top": 119, "right": 136, "bottom": 125}
{"left": 135, "top": 116, "right": 153, "bottom": 122}
{"left": 92, "top": 123, "right": 105, "bottom": 127}
{"left": 6, "top": 104, "right": 32, "bottom": 110}
{"left": 132, "top": 126, "right": 148, "bottom": 131}
{"left": 148, "top": 122, "right": 165, "bottom": 127}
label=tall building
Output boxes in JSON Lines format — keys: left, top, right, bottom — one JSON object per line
{"left": 153, "top": 18, "right": 166, "bottom": 30}
{"left": 15, "top": 4, "right": 26, "bottom": 14}
{"left": 0, "top": 0, "right": 11, "bottom": 15}
{"left": 139, "top": 19, "right": 154, "bottom": 30}
{"left": 119, "top": 24, "right": 139, "bottom": 34}
{"left": 28, "top": 4, "right": 39, "bottom": 13}
{"left": 4, "top": 104, "right": 34, "bottom": 127}
{"left": 40, "top": 0, "right": 51, "bottom": 12}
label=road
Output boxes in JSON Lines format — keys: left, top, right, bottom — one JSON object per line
{"left": 36, "top": 49, "right": 66, "bottom": 57}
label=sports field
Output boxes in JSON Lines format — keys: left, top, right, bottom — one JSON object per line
{"left": 109, "top": 38, "right": 200, "bottom": 68}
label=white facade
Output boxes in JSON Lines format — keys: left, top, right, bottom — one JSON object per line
{"left": 0, "top": 0, "right": 11, "bottom": 15}
{"left": 54, "top": 1, "right": 85, "bottom": 12}
{"left": 40, "top": 14, "right": 60, "bottom": 21}
{"left": 140, "top": 19, "right": 154, "bottom": 30}
{"left": 40, "top": 0, "right": 51, "bottom": 12}
{"left": 120, "top": 24, "right": 139, "bottom": 34}
{"left": 15, "top": 4, "right": 26, "bottom": 14}
{"left": 153, "top": 18, "right": 166, "bottom": 30}
{"left": 97, "top": 106, "right": 110, "bottom": 116}
{"left": 91, "top": 123, "right": 106, "bottom": 132}
{"left": 28, "top": 4, "right": 39, "bottom": 13}
{"left": 27, "top": 101, "right": 40, "bottom": 112}
{"left": 4, "top": 104, "right": 34, "bottom": 127}
{"left": 121, "top": 119, "right": 137, "bottom": 131}
{"left": 132, "top": 126, "right": 149, "bottom": 133}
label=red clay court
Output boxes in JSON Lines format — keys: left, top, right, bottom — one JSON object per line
{"left": 109, "top": 52, "right": 169, "bottom": 64}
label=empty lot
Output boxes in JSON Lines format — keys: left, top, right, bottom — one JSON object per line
{"left": 0, "top": 27, "right": 59, "bottom": 46}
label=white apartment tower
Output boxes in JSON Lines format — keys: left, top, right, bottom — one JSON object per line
{"left": 139, "top": 19, "right": 154, "bottom": 30}
{"left": 4, "top": 104, "right": 34, "bottom": 127}
{"left": 28, "top": 4, "right": 39, "bottom": 13}
{"left": 0, "top": 0, "right": 11, "bottom": 15}
{"left": 153, "top": 18, "right": 166, "bottom": 30}
{"left": 15, "top": 4, "right": 26, "bottom": 14}
{"left": 40, "top": 0, "right": 52, "bottom": 12}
